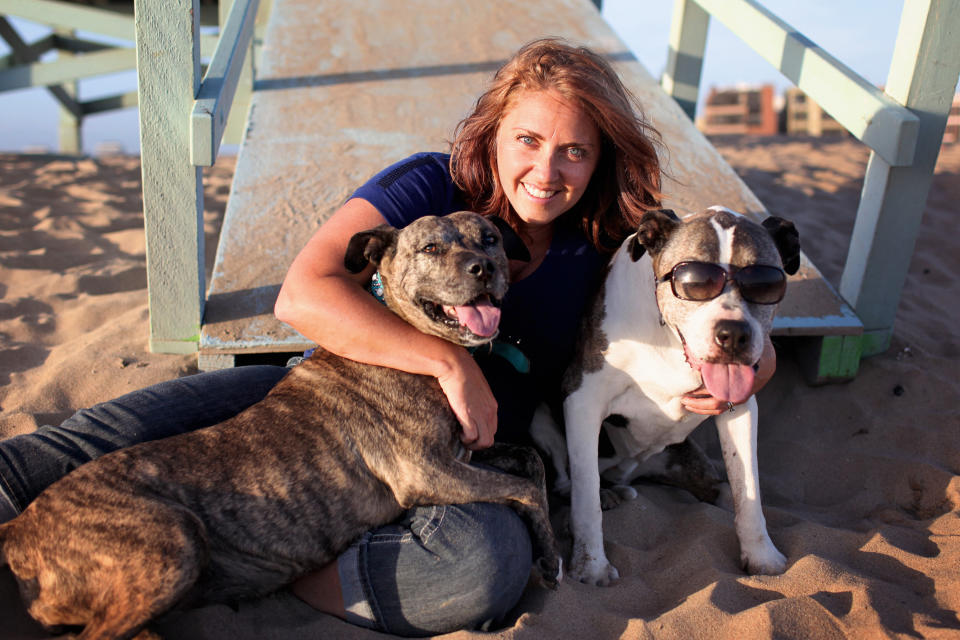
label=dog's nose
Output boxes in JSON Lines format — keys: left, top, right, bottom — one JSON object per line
{"left": 714, "top": 320, "right": 750, "bottom": 354}
{"left": 466, "top": 258, "right": 496, "bottom": 279}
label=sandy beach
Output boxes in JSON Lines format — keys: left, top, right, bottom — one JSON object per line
{"left": 1, "top": 137, "right": 958, "bottom": 639}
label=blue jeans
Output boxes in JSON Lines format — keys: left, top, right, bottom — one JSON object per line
{"left": 0, "top": 366, "right": 533, "bottom": 636}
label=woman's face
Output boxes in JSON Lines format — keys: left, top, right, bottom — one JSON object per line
{"left": 495, "top": 90, "right": 601, "bottom": 230}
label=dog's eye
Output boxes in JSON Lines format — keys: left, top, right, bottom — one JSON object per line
{"left": 421, "top": 243, "right": 438, "bottom": 254}
{"left": 482, "top": 233, "right": 499, "bottom": 246}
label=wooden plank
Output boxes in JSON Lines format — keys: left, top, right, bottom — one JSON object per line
{"left": 82, "top": 90, "right": 138, "bottom": 114}
{"left": 693, "top": 0, "right": 920, "bottom": 167}
{"left": 0, "top": 47, "right": 135, "bottom": 91}
{"left": 200, "top": 0, "right": 861, "bottom": 365}
{"left": 135, "top": 0, "right": 206, "bottom": 354}
{"left": 839, "top": 0, "right": 960, "bottom": 355}
{"left": 0, "top": 0, "right": 135, "bottom": 41}
{"left": 190, "top": 0, "right": 259, "bottom": 166}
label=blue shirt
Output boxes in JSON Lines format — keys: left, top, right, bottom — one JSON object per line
{"left": 352, "top": 152, "right": 607, "bottom": 445}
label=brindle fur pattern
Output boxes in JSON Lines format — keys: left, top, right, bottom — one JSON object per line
{"left": 0, "top": 212, "right": 560, "bottom": 640}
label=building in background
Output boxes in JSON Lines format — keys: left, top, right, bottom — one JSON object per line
{"left": 696, "top": 83, "right": 960, "bottom": 147}
{"left": 697, "top": 84, "right": 777, "bottom": 136}
{"left": 784, "top": 88, "right": 847, "bottom": 137}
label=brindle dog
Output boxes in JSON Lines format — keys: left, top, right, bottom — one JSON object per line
{"left": 0, "top": 212, "right": 560, "bottom": 640}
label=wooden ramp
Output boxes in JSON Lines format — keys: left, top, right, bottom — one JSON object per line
{"left": 199, "top": 0, "right": 862, "bottom": 381}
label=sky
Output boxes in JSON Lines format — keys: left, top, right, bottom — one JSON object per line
{"left": 0, "top": 0, "right": 932, "bottom": 155}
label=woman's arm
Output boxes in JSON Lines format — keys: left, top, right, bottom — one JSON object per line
{"left": 680, "top": 336, "right": 776, "bottom": 416}
{"left": 274, "top": 198, "right": 498, "bottom": 449}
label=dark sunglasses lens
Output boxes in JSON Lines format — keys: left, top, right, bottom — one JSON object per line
{"left": 736, "top": 266, "right": 787, "bottom": 303}
{"left": 672, "top": 263, "right": 726, "bottom": 301}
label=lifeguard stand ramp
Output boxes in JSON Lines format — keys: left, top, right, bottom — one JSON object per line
{"left": 198, "top": 0, "right": 861, "bottom": 380}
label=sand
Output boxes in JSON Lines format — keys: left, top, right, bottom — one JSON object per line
{"left": 1, "top": 137, "right": 958, "bottom": 639}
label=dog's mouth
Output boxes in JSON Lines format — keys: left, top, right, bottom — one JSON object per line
{"left": 422, "top": 294, "right": 502, "bottom": 339}
{"left": 678, "top": 331, "right": 757, "bottom": 404}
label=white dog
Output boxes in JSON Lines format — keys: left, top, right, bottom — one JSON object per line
{"left": 535, "top": 206, "right": 799, "bottom": 586}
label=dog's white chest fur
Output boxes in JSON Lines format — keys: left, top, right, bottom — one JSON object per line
{"left": 581, "top": 249, "right": 703, "bottom": 452}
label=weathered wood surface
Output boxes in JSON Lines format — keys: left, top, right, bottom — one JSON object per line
{"left": 200, "top": 0, "right": 861, "bottom": 365}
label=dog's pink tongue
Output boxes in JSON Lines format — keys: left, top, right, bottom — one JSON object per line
{"left": 447, "top": 301, "right": 501, "bottom": 337}
{"left": 699, "top": 362, "right": 755, "bottom": 404}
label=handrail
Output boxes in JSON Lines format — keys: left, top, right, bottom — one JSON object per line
{"left": 190, "top": 0, "right": 260, "bottom": 166}
{"left": 664, "top": 0, "right": 920, "bottom": 166}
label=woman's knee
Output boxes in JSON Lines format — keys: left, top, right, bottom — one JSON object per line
{"left": 399, "top": 502, "right": 533, "bottom": 634}
{"left": 450, "top": 502, "right": 533, "bottom": 599}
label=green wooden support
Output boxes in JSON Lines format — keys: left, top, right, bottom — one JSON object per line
{"left": 796, "top": 335, "right": 864, "bottom": 385}
{"left": 663, "top": 0, "right": 709, "bottom": 120}
{"left": 55, "top": 27, "right": 81, "bottom": 155}
{"left": 135, "top": 0, "right": 206, "bottom": 353}
{"left": 840, "top": 0, "right": 960, "bottom": 356}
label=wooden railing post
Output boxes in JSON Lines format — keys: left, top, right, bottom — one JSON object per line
{"left": 662, "top": 0, "right": 710, "bottom": 120}
{"left": 55, "top": 26, "right": 82, "bottom": 154}
{"left": 839, "top": 0, "right": 960, "bottom": 355}
{"left": 134, "top": 0, "right": 206, "bottom": 353}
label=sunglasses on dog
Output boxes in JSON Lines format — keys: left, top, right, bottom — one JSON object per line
{"left": 658, "top": 261, "right": 787, "bottom": 304}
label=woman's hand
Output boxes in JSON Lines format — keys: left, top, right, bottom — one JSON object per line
{"left": 681, "top": 337, "right": 776, "bottom": 415}
{"left": 437, "top": 350, "right": 498, "bottom": 450}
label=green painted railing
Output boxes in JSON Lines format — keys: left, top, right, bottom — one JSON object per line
{"left": 662, "top": 0, "right": 960, "bottom": 356}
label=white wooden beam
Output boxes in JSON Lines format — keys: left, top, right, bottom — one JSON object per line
{"left": 135, "top": 0, "right": 205, "bottom": 353}
{"left": 0, "top": 47, "right": 136, "bottom": 91}
{"left": 0, "top": 0, "right": 135, "bottom": 42}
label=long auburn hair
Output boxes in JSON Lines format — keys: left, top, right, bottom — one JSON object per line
{"left": 450, "top": 38, "right": 664, "bottom": 254}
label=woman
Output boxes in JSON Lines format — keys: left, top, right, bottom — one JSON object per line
{"left": 0, "top": 39, "right": 774, "bottom": 635}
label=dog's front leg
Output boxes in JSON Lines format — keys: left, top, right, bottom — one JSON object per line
{"left": 529, "top": 403, "right": 571, "bottom": 494}
{"left": 565, "top": 392, "right": 619, "bottom": 586}
{"left": 715, "top": 396, "right": 787, "bottom": 575}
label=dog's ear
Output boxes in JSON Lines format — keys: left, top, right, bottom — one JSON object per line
{"left": 344, "top": 225, "right": 398, "bottom": 273}
{"left": 628, "top": 209, "right": 680, "bottom": 262}
{"left": 488, "top": 216, "right": 531, "bottom": 262}
{"left": 762, "top": 216, "right": 801, "bottom": 275}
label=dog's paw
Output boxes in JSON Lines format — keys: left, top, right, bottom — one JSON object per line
{"left": 568, "top": 551, "right": 619, "bottom": 586}
{"left": 535, "top": 554, "right": 563, "bottom": 589}
{"left": 741, "top": 540, "right": 787, "bottom": 575}
{"left": 599, "top": 485, "right": 637, "bottom": 511}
